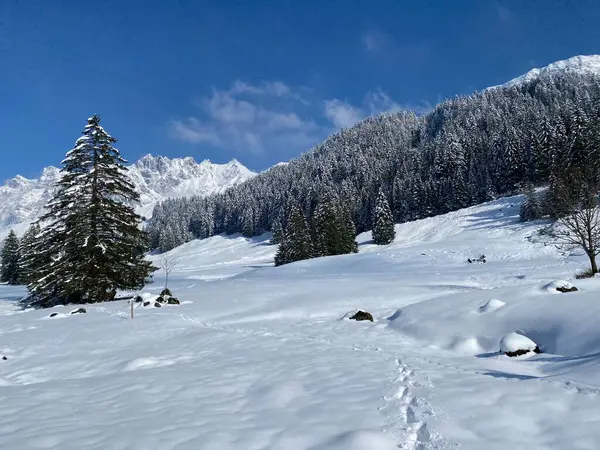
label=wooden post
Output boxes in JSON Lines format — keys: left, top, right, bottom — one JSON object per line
{"left": 130, "top": 298, "right": 134, "bottom": 319}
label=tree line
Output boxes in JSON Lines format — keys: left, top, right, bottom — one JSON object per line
{"left": 147, "top": 72, "right": 600, "bottom": 262}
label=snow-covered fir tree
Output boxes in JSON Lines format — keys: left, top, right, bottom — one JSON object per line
{"left": 270, "top": 219, "right": 284, "bottom": 245}
{"left": 519, "top": 182, "right": 542, "bottom": 222}
{"left": 27, "top": 115, "right": 156, "bottom": 307}
{"left": 372, "top": 188, "right": 395, "bottom": 245}
{"left": 339, "top": 203, "right": 359, "bottom": 254}
{"left": 274, "top": 204, "right": 314, "bottom": 266}
{"left": 18, "top": 223, "right": 41, "bottom": 286}
{"left": 1, "top": 230, "right": 20, "bottom": 285}
{"left": 312, "top": 193, "right": 357, "bottom": 257}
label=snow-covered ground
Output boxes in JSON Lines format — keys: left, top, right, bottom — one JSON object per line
{"left": 2, "top": 196, "right": 600, "bottom": 449}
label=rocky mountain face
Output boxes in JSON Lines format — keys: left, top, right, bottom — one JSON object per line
{"left": 0, "top": 155, "right": 255, "bottom": 238}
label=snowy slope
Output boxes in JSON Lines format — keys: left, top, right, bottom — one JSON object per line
{"left": 492, "top": 54, "right": 600, "bottom": 89}
{"left": 0, "top": 154, "right": 255, "bottom": 238}
{"left": 3, "top": 196, "right": 600, "bottom": 449}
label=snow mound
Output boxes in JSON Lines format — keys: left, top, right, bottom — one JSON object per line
{"left": 341, "top": 309, "right": 360, "bottom": 320}
{"left": 478, "top": 299, "right": 506, "bottom": 313}
{"left": 311, "top": 430, "right": 398, "bottom": 450}
{"left": 448, "top": 336, "right": 486, "bottom": 354}
{"left": 543, "top": 280, "right": 576, "bottom": 294}
{"left": 499, "top": 332, "right": 538, "bottom": 354}
{"left": 123, "top": 357, "right": 178, "bottom": 372}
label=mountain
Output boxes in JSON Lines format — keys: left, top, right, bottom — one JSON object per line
{"left": 147, "top": 56, "right": 600, "bottom": 251}
{"left": 0, "top": 155, "right": 255, "bottom": 239}
{"left": 493, "top": 54, "right": 600, "bottom": 89}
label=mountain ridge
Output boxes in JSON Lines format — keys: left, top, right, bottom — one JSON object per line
{"left": 0, "top": 154, "right": 255, "bottom": 239}
{"left": 490, "top": 54, "right": 600, "bottom": 89}
{"left": 4, "top": 54, "right": 600, "bottom": 242}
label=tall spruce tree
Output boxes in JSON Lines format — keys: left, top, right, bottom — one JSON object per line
{"left": 28, "top": 115, "right": 156, "bottom": 306}
{"left": 274, "top": 204, "right": 314, "bottom": 266}
{"left": 519, "top": 182, "right": 542, "bottom": 222}
{"left": 339, "top": 203, "right": 359, "bottom": 254}
{"left": 18, "top": 223, "right": 41, "bottom": 286}
{"left": 312, "top": 194, "right": 340, "bottom": 257}
{"left": 1, "top": 230, "right": 20, "bottom": 285}
{"left": 372, "top": 188, "right": 395, "bottom": 244}
{"left": 312, "top": 194, "right": 358, "bottom": 256}
{"left": 270, "top": 219, "right": 284, "bottom": 245}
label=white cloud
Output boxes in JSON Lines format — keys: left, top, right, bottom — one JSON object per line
{"left": 324, "top": 99, "right": 365, "bottom": 129}
{"left": 170, "top": 81, "right": 321, "bottom": 155}
{"left": 170, "top": 81, "right": 428, "bottom": 153}
{"left": 361, "top": 30, "right": 388, "bottom": 53}
{"left": 364, "top": 89, "right": 401, "bottom": 114}
{"left": 323, "top": 89, "right": 418, "bottom": 129}
{"left": 168, "top": 117, "right": 221, "bottom": 145}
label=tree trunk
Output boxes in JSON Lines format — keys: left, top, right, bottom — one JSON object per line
{"left": 587, "top": 251, "right": 598, "bottom": 275}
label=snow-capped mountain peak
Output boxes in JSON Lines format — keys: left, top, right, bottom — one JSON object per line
{"left": 494, "top": 54, "right": 600, "bottom": 89}
{"left": 0, "top": 155, "right": 255, "bottom": 238}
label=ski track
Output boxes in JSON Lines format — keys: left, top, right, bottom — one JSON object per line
{"left": 156, "top": 311, "right": 443, "bottom": 448}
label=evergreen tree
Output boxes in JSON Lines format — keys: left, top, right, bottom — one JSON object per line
{"left": 312, "top": 194, "right": 340, "bottom": 257}
{"left": 274, "top": 204, "right": 314, "bottom": 266}
{"left": 545, "top": 173, "right": 571, "bottom": 219}
{"left": 28, "top": 115, "right": 156, "bottom": 306}
{"left": 519, "top": 182, "right": 542, "bottom": 222}
{"left": 339, "top": 203, "right": 359, "bottom": 254}
{"left": 1, "top": 230, "right": 20, "bottom": 285}
{"left": 372, "top": 188, "right": 395, "bottom": 244}
{"left": 18, "top": 223, "right": 41, "bottom": 286}
{"left": 270, "top": 219, "right": 284, "bottom": 245}
{"left": 312, "top": 194, "right": 358, "bottom": 256}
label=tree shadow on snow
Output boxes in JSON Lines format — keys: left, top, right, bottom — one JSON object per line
{"left": 0, "top": 295, "right": 25, "bottom": 302}
{"left": 482, "top": 371, "right": 540, "bottom": 381}
{"left": 475, "top": 351, "right": 501, "bottom": 359}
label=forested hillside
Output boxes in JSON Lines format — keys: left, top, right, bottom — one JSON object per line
{"left": 148, "top": 73, "right": 600, "bottom": 251}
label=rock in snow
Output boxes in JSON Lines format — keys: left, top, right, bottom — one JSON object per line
{"left": 349, "top": 311, "right": 374, "bottom": 322}
{"left": 543, "top": 280, "right": 578, "bottom": 294}
{"left": 499, "top": 332, "right": 541, "bottom": 357}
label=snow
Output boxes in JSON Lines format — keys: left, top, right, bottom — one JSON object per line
{"left": 499, "top": 332, "right": 538, "bottom": 353}
{"left": 490, "top": 54, "right": 600, "bottom": 89}
{"left": 478, "top": 298, "right": 506, "bottom": 313}
{"left": 543, "top": 279, "right": 577, "bottom": 293}
{"left": 3, "top": 196, "right": 600, "bottom": 448}
{"left": 0, "top": 155, "right": 255, "bottom": 239}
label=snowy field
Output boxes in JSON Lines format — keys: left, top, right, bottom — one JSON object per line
{"left": 2, "top": 196, "right": 600, "bottom": 449}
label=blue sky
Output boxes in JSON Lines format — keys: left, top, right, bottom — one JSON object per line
{"left": 2, "top": 1, "right": 600, "bottom": 181}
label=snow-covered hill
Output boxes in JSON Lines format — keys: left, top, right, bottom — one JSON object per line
{"left": 3, "top": 196, "right": 600, "bottom": 449}
{"left": 494, "top": 54, "right": 600, "bottom": 89}
{"left": 0, "top": 154, "right": 255, "bottom": 238}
